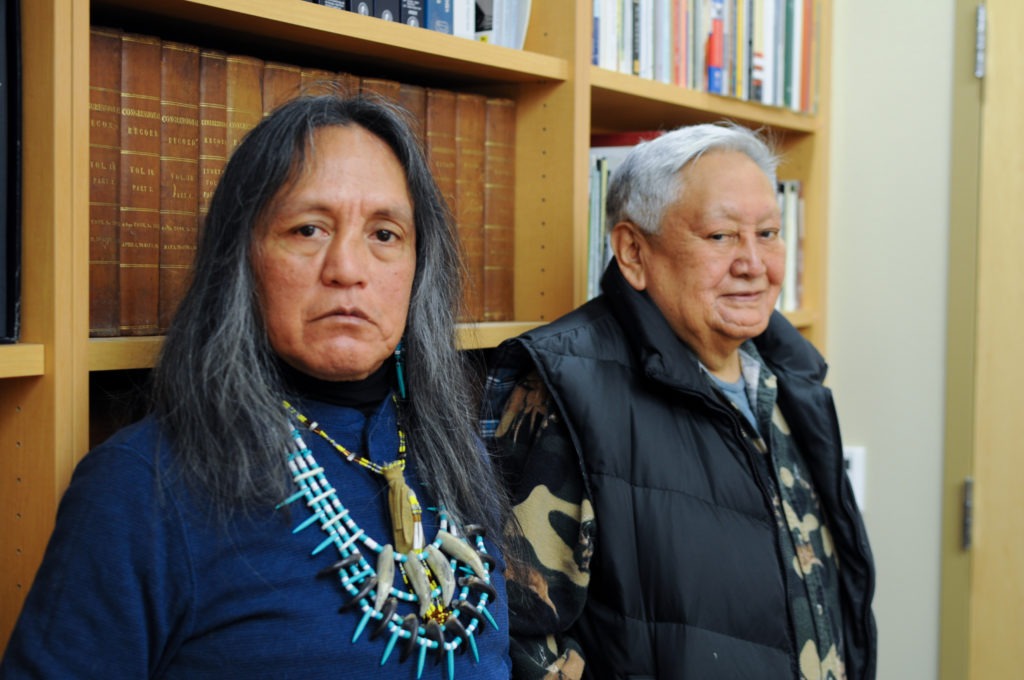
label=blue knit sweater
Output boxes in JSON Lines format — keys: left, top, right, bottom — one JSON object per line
{"left": 0, "top": 398, "right": 510, "bottom": 679}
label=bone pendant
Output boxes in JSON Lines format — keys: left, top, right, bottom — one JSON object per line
{"left": 374, "top": 544, "right": 395, "bottom": 613}
{"left": 405, "top": 552, "right": 434, "bottom": 617}
{"left": 424, "top": 544, "right": 456, "bottom": 607}
{"left": 437, "top": 530, "right": 487, "bottom": 578}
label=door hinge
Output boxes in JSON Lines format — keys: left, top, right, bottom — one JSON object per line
{"left": 961, "top": 476, "right": 975, "bottom": 550}
{"left": 975, "top": 3, "right": 987, "bottom": 79}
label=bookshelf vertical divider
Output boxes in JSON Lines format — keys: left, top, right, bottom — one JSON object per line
{"left": 0, "top": 0, "right": 832, "bottom": 650}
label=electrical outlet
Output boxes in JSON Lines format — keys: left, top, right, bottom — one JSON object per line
{"left": 843, "top": 445, "right": 867, "bottom": 511}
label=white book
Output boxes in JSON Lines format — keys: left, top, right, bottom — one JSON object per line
{"left": 453, "top": 0, "right": 475, "bottom": 39}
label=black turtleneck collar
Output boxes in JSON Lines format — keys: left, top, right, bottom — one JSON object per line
{"left": 277, "top": 358, "right": 394, "bottom": 414}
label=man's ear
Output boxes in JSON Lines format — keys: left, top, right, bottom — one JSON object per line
{"left": 611, "top": 221, "right": 648, "bottom": 291}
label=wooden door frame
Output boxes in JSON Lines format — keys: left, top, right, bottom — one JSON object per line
{"left": 939, "top": 0, "right": 981, "bottom": 678}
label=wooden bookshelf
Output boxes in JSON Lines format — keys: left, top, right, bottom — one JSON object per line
{"left": 0, "top": 0, "right": 832, "bottom": 649}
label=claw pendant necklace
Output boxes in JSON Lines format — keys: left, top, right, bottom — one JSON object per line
{"left": 284, "top": 397, "right": 423, "bottom": 553}
{"left": 279, "top": 399, "right": 499, "bottom": 678}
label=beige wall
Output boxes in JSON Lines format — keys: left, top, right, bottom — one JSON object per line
{"left": 828, "top": 1, "right": 954, "bottom": 677}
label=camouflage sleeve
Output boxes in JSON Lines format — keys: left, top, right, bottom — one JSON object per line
{"left": 494, "top": 371, "right": 594, "bottom": 680}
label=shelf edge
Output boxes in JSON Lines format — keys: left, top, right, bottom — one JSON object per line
{"left": 0, "top": 344, "right": 46, "bottom": 378}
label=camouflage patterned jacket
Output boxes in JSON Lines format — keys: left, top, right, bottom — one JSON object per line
{"left": 482, "top": 261, "right": 876, "bottom": 680}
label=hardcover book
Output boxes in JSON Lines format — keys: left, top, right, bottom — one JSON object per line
{"left": 225, "top": 54, "right": 264, "bottom": 157}
{"left": 118, "top": 33, "right": 163, "bottom": 336}
{"left": 454, "top": 92, "right": 486, "bottom": 321}
{"left": 0, "top": 0, "right": 18, "bottom": 342}
{"left": 263, "top": 61, "right": 302, "bottom": 114}
{"left": 482, "top": 97, "right": 515, "bottom": 321}
{"left": 425, "top": 88, "right": 457, "bottom": 217}
{"left": 198, "top": 49, "right": 228, "bottom": 225}
{"left": 88, "top": 27, "right": 122, "bottom": 337}
{"left": 360, "top": 76, "right": 401, "bottom": 103}
{"left": 158, "top": 41, "right": 200, "bottom": 332}
{"left": 426, "top": 0, "right": 453, "bottom": 34}
{"left": 397, "top": 82, "right": 427, "bottom": 146}
{"left": 401, "top": 0, "right": 424, "bottom": 27}
{"left": 376, "top": 0, "right": 400, "bottom": 20}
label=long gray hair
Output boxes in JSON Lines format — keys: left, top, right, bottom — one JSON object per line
{"left": 150, "top": 94, "right": 507, "bottom": 537}
{"left": 607, "top": 121, "right": 779, "bottom": 234}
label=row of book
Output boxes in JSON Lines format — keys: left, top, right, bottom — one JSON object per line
{"left": 592, "top": 0, "right": 819, "bottom": 113}
{"left": 89, "top": 26, "right": 516, "bottom": 338}
{"left": 587, "top": 132, "right": 804, "bottom": 312}
{"left": 302, "top": 0, "right": 532, "bottom": 50}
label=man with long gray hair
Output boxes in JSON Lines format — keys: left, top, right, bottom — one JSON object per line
{"left": 3, "top": 94, "right": 511, "bottom": 678}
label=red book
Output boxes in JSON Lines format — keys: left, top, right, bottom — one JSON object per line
{"left": 589, "top": 130, "right": 665, "bottom": 148}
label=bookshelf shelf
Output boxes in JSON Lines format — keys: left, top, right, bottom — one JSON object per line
{"left": 1, "top": 0, "right": 833, "bottom": 650}
{"left": 87, "top": 323, "right": 544, "bottom": 372}
{"left": 94, "top": 0, "right": 570, "bottom": 84}
{"left": 590, "top": 66, "right": 818, "bottom": 134}
{"left": 88, "top": 337, "right": 162, "bottom": 372}
{"left": 0, "top": 345, "right": 46, "bottom": 378}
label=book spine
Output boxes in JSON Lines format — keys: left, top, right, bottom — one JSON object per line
{"left": 353, "top": 1, "right": 373, "bottom": 14}
{"left": 88, "top": 27, "right": 122, "bottom": 337}
{"left": 360, "top": 76, "right": 402, "bottom": 104}
{"left": 706, "top": 0, "right": 724, "bottom": 93}
{"left": 452, "top": 0, "right": 475, "bottom": 38}
{"left": 401, "top": 0, "right": 425, "bottom": 26}
{"left": 454, "top": 92, "right": 486, "bottom": 321}
{"left": 425, "top": 88, "right": 457, "bottom": 221}
{"left": 397, "top": 82, "right": 427, "bottom": 148}
{"left": 198, "top": 49, "right": 228, "bottom": 226}
{"left": 262, "top": 61, "right": 302, "bottom": 115}
{"left": 158, "top": 41, "right": 200, "bottom": 332}
{"left": 483, "top": 97, "right": 515, "bottom": 322}
{"left": 300, "top": 67, "right": 349, "bottom": 97}
{"left": 118, "top": 33, "right": 163, "bottom": 336}
{"left": 375, "top": 0, "right": 400, "bottom": 20}
{"left": 426, "top": 0, "right": 453, "bottom": 33}
{"left": 225, "top": 54, "right": 264, "bottom": 158}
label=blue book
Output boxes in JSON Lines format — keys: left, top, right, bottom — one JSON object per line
{"left": 425, "top": 0, "right": 452, "bottom": 34}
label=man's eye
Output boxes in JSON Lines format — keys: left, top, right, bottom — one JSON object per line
{"left": 296, "top": 224, "right": 318, "bottom": 237}
{"left": 375, "top": 229, "right": 396, "bottom": 242}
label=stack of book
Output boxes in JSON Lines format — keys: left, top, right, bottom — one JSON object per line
{"left": 89, "top": 26, "right": 516, "bottom": 338}
{"left": 592, "top": 0, "right": 819, "bottom": 114}
{"left": 304, "top": 0, "right": 532, "bottom": 49}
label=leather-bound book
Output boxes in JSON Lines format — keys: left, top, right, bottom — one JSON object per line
{"left": 360, "top": 76, "right": 401, "bottom": 104}
{"left": 397, "top": 81, "right": 427, "bottom": 148}
{"left": 198, "top": 49, "right": 227, "bottom": 226}
{"left": 88, "top": 26, "right": 122, "bottom": 337}
{"left": 454, "top": 92, "right": 486, "bottom": 321}
{"left": 482, "top": 97, "right": 515, "bottom": 322}
{"left": 263, "top": 61, "right": 302, "bottom": 115}
{"left": 118, "top": 32, "right": 162, "bottom": 336}
{"left": 425, "top": 88, "right": 456, "bottom": 216}
{"left": 225, "top": 54, "right": 264, "bottom": 157}
{"left": 158, "top": 40, "right": 200, "bottom": 333}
